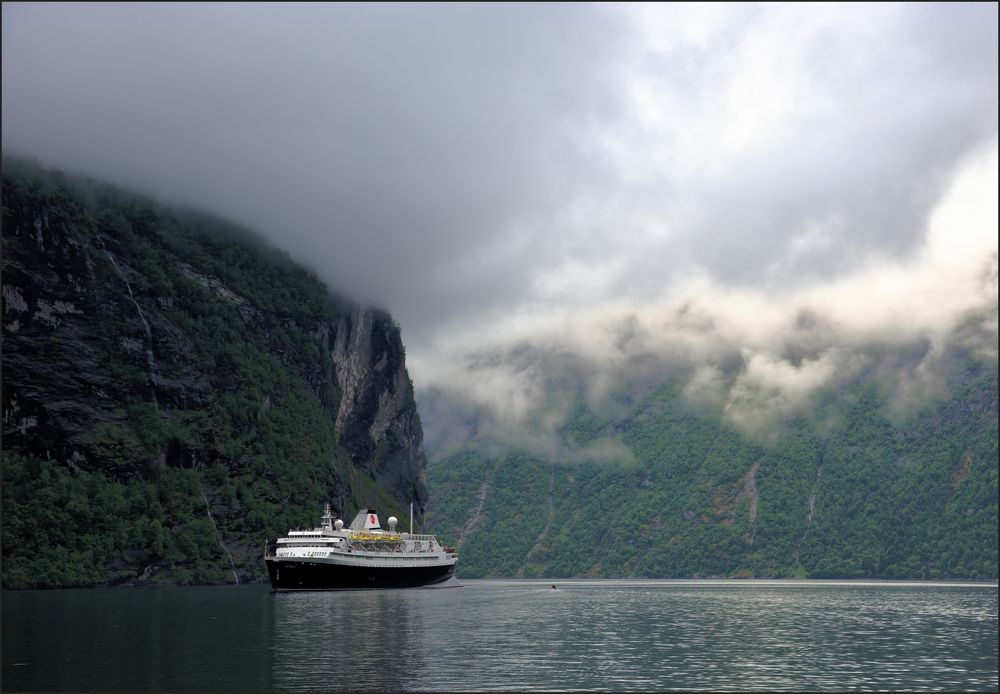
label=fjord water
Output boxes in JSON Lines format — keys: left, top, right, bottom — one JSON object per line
{"left": 3, "top": 580, "right": 996, "bottom": 692}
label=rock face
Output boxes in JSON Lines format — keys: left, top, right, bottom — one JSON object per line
{"left": 332, "top": 304, "right": 428, "bottom": 515}
{"left": 3, "top": 218, "right": 209, "bottom": 465}
{"left": 1, "top": 158, "right": 428, "bottom": 587}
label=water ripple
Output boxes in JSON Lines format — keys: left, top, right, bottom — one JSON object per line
{"left": 3, "top": 581, "right": 995, "bottom": 692}
{"left": 267, "top": 580, "right": 998, "bottom": 692}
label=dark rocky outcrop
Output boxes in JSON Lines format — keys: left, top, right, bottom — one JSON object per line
{"left": 332, "top": 304, "right": 429, "bottom": 515}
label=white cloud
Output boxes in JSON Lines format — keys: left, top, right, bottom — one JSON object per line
{"left": 723, "top": 347, "right": 863, "bottom": 434}
{"left": 418, "top": 139, "right": 998, "bottom": 439}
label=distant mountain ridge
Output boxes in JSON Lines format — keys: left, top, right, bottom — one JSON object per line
{"left": 1, "top": 157, "right": 428, "bottom": 588}
{"left": 423, "top": 310, "right": 998, "bottom": 581}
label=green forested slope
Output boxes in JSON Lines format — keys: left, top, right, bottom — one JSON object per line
{"left": 2, "top": 158, "right": 426, "bottom": 588}
{"left": 426, "top": 359, "right": 998, "bottom": 580}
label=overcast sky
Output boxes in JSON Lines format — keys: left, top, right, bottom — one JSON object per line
{"left": 4, "top": 3, "right": 997, "bottom": 444}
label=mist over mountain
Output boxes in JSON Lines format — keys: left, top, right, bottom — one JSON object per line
{"left": 421, "top": 324, "right": 997, "bottom": 579}
{"left": 416, "top": 143, "right": 997, "bottom": 458}
{"left": 416, "top": 144, "right": 998, "bottom": 582}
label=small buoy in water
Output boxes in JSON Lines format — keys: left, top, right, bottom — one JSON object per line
{"left": 551, "top": 584, "right": 557, "bottom": 589}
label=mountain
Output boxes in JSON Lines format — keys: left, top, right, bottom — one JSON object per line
{"left": 1, "top": 157, "right": 428, "bottom": 588}
{"left": 423, "top": 334, "right": 998, "bottom": 581}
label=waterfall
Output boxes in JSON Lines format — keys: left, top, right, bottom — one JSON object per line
{"left": 105, "top": 252, "right": 160, "bottom": 406}
{"left": 202, "top": 489, "right": 240, "bottom": 585}
{"left": 792, "top": 464, "right": 824, "bottom": 570}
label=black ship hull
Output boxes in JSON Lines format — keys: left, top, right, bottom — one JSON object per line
{"left": 266, "top": 558, "right": 456, "bottom": 591}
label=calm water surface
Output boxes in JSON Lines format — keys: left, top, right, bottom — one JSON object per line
{"left": 2, "top": 580, "right": 997, "bottom": 692}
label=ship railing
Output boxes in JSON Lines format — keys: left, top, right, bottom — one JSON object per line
{"left": 404, "top": 534, "right": 437, "bottom": 542}
{"left": 352, "top": 533, "right": 404, "bottom": 543}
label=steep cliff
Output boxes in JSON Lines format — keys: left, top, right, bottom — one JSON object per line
{"left": 332, "top": 304, "right": 428, "bottom": 515}
{"left": 1, "top": 157, "right": 428, "bottom": 587}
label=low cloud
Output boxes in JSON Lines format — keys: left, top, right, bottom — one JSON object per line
{"left": 722, "top": 348, "right": 866, "bottom": 436}
{"left": 416, "top": 142, "right": 999, "bottom": 449}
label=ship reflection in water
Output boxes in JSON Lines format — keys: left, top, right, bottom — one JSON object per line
{"left": 271, "top": 588, "right": 426, "bottom": 692}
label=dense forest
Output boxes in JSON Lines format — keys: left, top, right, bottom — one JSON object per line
{"left": 2, "top": 157, "right": 427, "bottom": 588}
{"left": 425, "top": 352, "right": 998, "bottom": 580}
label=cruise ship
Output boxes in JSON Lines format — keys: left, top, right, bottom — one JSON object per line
{"left": 264, "top": 505, "right": 458, "bottom": 590}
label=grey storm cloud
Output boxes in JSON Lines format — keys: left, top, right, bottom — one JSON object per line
{"left": 4, "top": 3, "right": 998, "bottom": 451}
{"left": 2, "top": 2, "right": 627, "bottom": 336}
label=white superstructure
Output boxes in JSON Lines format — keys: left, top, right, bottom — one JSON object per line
{"left": 267, "top": 505, "right": 458, "bottom": 571}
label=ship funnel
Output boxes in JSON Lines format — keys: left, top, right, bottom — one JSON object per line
{"left": 348, "top": 508, "right": 383, "bottom": 531}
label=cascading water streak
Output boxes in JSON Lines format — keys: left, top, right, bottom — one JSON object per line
{"left": 104, "top": 251, "right": 160, "bottom": 405}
